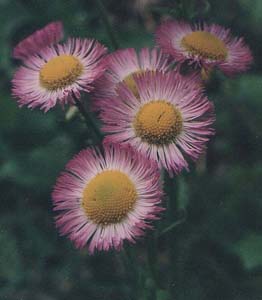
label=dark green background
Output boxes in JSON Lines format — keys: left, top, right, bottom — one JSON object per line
{"left": 0, "top": 0, "right": 262, "bottom": 299}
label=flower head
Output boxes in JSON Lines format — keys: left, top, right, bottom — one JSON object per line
{"left": 155, "top": 20, "right": 253, "bottom": 75}
{"left": 12, "top": 38, "right": 107, "bottom": 112}
{"left": 92, "top": 47, "right": 170, "bottom": 110}
{"left": 13, "top": 21, "right": 64, "bottom": 61}
{"left": 52, "top": 144, "right": 163, "bottom": 253}
{"left": 100, "top": 71, "right": 215, "bottom": 175}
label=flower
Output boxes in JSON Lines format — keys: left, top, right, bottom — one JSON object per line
{"left": 13, "top": 21, "right": 64, "bottom": 61}
{"left": 155, "top": 20, "right": 253, "bottom": 76}
{"left": 12, "top": 38, "right": 107, "bottom": 112}
{"left": 52, "top": 144, "right": 163, "bottom": 253}
{"left": 100, "top": 71, "right": 215, "bottom": 175}
{"left": 92, "top": 47, "right": 170, "bottom": 110}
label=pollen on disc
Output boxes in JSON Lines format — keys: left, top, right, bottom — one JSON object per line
{"left": 40, "top": 54, "right": 83, "bottom": 90}
{"left": 82, "top": 170, "right": 137, "bottom": 225}
{"left": 181, "top": 31, "right": 228, "bottom": 60}
{"left": 134, "top": 100, "right": 183, "bottom": 145}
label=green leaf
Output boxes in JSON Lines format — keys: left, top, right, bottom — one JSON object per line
{"left": 234, "top": 233, "right": 262, "bottom": 269}
{"left": 156, "top": 289, "right": 170, "bottom": 300}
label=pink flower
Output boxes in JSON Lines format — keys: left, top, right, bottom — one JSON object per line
{"left": 155, "top": 20, "right": 253, "bottom": 75}
{"left": 52, "top": 144, "right": 163, "bottom": 253}
{"left": 100, "top": 71, "right": 215, "bottom": 175}
{"left": 12, "top": 38, "right": 107, "bottom": 112}
{"left": 92, "top": 47, "right": 170, "bottom": 110}
{"left": 13, "top": 21, "right": 64, "bottom": 61}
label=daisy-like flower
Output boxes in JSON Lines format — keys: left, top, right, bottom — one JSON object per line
{"left": 12, "top": 38, "right": 107, "bottom": 112}
{"left": 155, "top": 20, "right": 253, "bottom": 76}
{"left": 92, "top": 47, "right": 170, "bottom": 110}
{"left": 100, "top": 71, "right": 215, "bottom": 175}
{"left": 13, "top": 21, "right": 64, "bottom": 61}
{"left": 52, "top": 144, "right": 163, "bottom": 253}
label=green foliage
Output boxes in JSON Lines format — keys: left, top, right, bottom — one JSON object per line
{"left": 235, "top": 234, "right": 262, "bottom": 269}
{"left": 0, "top": 0, "right": 261, "bottom": 299}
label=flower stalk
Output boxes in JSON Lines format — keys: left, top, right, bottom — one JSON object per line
{"left": 74, "top": 96, "right": 104, "bottom": 144}
{"left": 96, "top": 0, "right": 119, "bottom": 50}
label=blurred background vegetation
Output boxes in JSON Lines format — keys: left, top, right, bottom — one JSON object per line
{"left": 0, "top": 0, "right": 262, "bottom": 299}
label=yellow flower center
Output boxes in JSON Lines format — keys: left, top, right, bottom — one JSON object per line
{"left": 134, "top": 100, "right": 183, "bottom": 145}
{"left": 181, "top": 31, "right": 227, "bottom": 60}
{"left": 122, "top": 70, "right": 144, "bottom": 97}
{"left": 39, "top": 54, "right": 83, "bottom": 90}
{"left": 82, "top": 170, "right": 137, "bottom": 225}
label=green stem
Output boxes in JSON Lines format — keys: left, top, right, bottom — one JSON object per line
{"left": 96, "top": 0, "right": 119, "bottom": 50}
{"left": 145, "top": 233, "right": 160, "bottom": 300}
{"left": 121, "top": 247, "right": 140, "bottom": 299}
{"left": 74, "top": 98, "right": 104, "bottom": 144}
{"left": 164, "top": 172, "right": 178, "bottom": 220}
{"left": 158, "top": 210, "right": 186, "bottom": 237}
{"left": 164, "top": 172, "right": 179, "bottom": 296}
